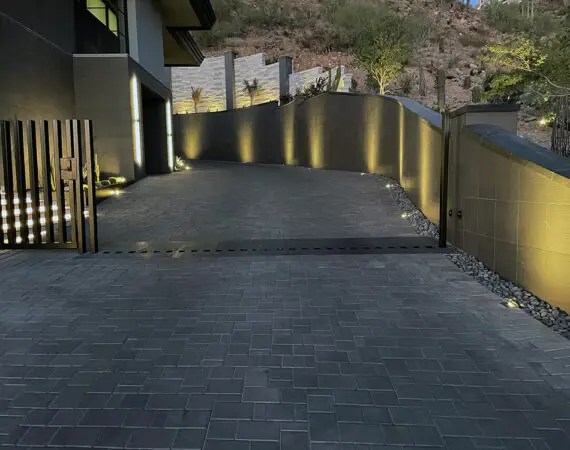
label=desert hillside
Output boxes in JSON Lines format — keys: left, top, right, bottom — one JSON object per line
{"left": 191, "top": 0, "right": 570, "bottom": 149}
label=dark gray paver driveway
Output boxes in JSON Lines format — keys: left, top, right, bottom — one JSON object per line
{"left": 1, "top": 162, "right": 570, "bottom": 449}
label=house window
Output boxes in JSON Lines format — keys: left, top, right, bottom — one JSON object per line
{"left": 86, "top": 0, "right": 128, "bottom": 49}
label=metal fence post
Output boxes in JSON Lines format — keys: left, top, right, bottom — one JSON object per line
{"left": 438, "top": 111, "right": 451, "bottom": 248}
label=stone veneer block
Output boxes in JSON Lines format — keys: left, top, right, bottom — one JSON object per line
{"left": 171, "top": 53, "right": 352, "bottom": 113}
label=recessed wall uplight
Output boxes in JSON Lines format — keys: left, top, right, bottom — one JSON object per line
{"left": 504, "top": 298, "right": 519, "bottom": 309}
{"left": 131, "top": 75, "right": 143, "bottom": 167}
{"left": 166, "top": 100, "right": 174, "bottom": 171}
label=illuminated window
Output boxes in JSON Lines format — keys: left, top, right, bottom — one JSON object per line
{"left": 108, "top": 9, "right": 118, "bottom": 36}
{"left": 87, "top": 0, "right": 107, "bottom": 26}
{"left": 87, "top": 0, "right": 121, "bottom": 38}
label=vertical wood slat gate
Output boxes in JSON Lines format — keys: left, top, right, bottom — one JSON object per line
{"left": 0, "top": 120, "right": 98, "bottom": 253}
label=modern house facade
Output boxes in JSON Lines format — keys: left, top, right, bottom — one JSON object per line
{"left": 0, "top": 0, "right": 215, "bottom": 181}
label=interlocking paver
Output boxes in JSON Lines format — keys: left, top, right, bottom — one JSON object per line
{"left": 0, "top": 163, "right": 570, "bottom": 449}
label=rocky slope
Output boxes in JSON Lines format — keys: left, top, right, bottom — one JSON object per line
{"left": 195, "top": 0, "right": 553, "bottom": 148}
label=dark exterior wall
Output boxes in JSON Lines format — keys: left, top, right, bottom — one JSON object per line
{"left": 0, "top": 0, "right": 76, "bottom": 53}
{"left": 73, "top": 55, "right": 135, "bottom": 181}
{"left": 174, "top": 92, "right": 443, "bottom": 224}
{"left": 0, "top": 6, "right": 75, "bottom": 119}
{"left": 447, "top": 124, "right": 570, "bottom": 312}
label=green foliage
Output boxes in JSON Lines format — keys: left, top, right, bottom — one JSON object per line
{"left": 279, "top": 93, "right": 294, "bottom": 105}
{"left": 296, "top": 77, "right": 328, "bottom": 100}
{"left": 482, "top": 72, "right": 527, "bottom": 103}
{"left": 352, "top": 11, "right": 414, "bottom": 95}
{"left": 483, "top": 37, "right": 570, "bottom": 98}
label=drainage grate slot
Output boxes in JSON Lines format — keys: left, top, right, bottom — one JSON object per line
{"left": 101, "top": 238, "right": 450, "bottom": 257}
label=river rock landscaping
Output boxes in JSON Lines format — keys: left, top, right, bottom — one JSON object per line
{"left": 384, "top": 176, "right": 570, "bottom": 339}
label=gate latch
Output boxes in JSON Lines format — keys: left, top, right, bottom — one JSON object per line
{"left": 60, "top": 158, "right": 77, "bottom": 180}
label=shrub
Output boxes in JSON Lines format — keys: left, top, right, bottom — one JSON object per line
{"left": 458, "top": 33, "right": 486, "bottom": 48}
{"left": 482, "top": 72, "right": 526, "bottom": 103}
{"left": 448, "top": 54, "right": 461, "bottom": 69}
{"left": 296, "top": 78, "right": 328, "bottom": 100}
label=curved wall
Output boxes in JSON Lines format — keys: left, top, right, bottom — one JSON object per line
{"left": 173, "top": 92, "right": 443, "bottom": 224}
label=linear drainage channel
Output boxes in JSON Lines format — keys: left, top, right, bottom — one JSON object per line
{"left": 99, "top": 237, "right": 455, "bottom": 257}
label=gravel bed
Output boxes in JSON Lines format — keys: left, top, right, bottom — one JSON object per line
{"left": 383, "top": 177, "right": 570, "bottom": 338}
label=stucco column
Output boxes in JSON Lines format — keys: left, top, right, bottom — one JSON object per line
{"left": 224, "top": 51, "right": 236, "bottom": 110}
{"left": 279, "top": 56, "right": 293, "bottom": 100}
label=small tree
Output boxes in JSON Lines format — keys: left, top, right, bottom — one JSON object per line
{"left": 191, "top": 87, "right": 203, "bottom": 113}
{"left": 352, "top": 12, "right": 413, "bottom": 95}
{"left": 484, "top": 37, "right": 570, "bottom": 155}
{"left": 243, "top": 78, "right": 260, "bottom": 106}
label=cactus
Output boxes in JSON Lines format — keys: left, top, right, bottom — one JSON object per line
{"left": 349, "top": 78, "right": 358, "bottom": 93}
{"left": 436, "top": 69, "right": 446, "bottom": 111}
{"left": 418, "top": 66, "right": 426, "bottom": 97}
{"left": 471, "top": 85, "right": 483, "bottom": 103}
{"left": 438, "top": 35, "right": 445, "bottom": 53}
{"left": 326, "top": 66, "right": 342, "bottom": 92}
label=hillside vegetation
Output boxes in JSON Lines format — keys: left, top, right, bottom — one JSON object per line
{"left": 192, "top": 0, "right": 570, "bottom": 152}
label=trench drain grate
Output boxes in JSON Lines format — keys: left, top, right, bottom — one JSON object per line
{"left": 98, "top": 237, "right": 454, "bottom": 257}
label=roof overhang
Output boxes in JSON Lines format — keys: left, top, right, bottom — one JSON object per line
{"left": 163, "top": 28, "right": 204, "bottom": 66}
{"left": 154, "top": 0, "right": 216, "bottom": 30}
{"left": 154, "top": 0, "right": 215, "bottom": 67}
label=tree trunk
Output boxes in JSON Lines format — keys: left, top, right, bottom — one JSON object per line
{"left": 194, "top": 103, "right": 198, "bottom": 114}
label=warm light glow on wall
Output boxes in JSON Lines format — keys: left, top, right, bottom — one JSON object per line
{"left": 185, "top": 121, "right": 203, "bottom": 159}
{"left": 419, "top": 119, "right": 430, "bottom": 215}
{"left": 365, "top": 98, "right": 380, "bottom": 173}
{"left": 166, "top": 100, "right": 174, "bottom": 171}
{"left": 239, "top": 120, "right": 254, "bottom": 163}
{"left": 309, "top": 108, "right": 324, "bottom": 169}
{"left": 130, "top": 75, "right": 143, "bottom": 167}
{"left": 283, "top": 107, "right": 295, "bottom": 165}
{"left": 398, "top": 104, "right": 405, "bottom": 186}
